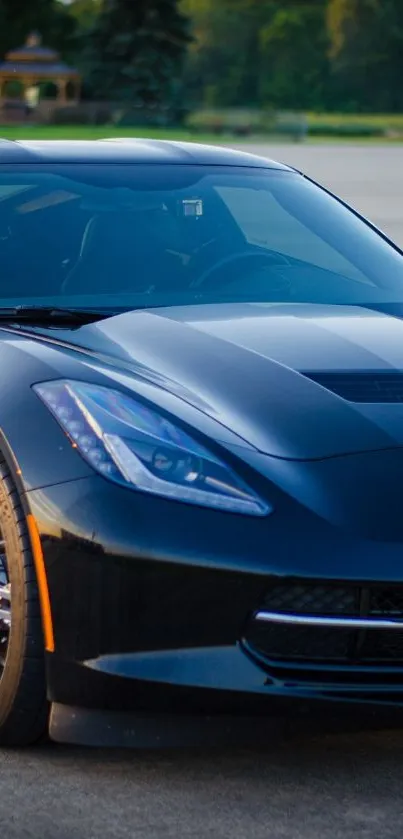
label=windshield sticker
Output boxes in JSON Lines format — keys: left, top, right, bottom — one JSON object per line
{"left": 181, "top": 199, "right": 203, "bottom": 217}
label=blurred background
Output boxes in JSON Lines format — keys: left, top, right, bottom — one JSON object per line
{"left": 0, "top": 0, "right": 403, "bottom": 141}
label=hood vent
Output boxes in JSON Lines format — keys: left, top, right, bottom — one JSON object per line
{"left": 303, "top": 371, "right": 403, "bottom": 403}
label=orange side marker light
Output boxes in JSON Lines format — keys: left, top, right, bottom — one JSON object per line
{"left": 26, "top": 514, "right": 55, "bottom": 653}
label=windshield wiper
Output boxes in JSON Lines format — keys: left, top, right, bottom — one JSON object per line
{"left": 0, "top": 306, "right": 114, "bottom": 326}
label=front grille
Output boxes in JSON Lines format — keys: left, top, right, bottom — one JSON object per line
{"left": 302, "top": 370, "right": 403, "bottom": 403}
{"left": 360, "top": 630, "right": 403, "bottom": 662}
{"left": 261, "top": 583, "right": 358, "bottom": 616}
{"left": 369, "top": 587, "right": 403, "bottom": 616}
{"left": 245, "top": 583, "right": 403, "bottom": 666}
{"left": 247, "top": 621, "right": 353, "bottom": 662}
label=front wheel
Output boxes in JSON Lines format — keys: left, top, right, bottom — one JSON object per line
{"left": 0, "top": 458, "right": 48, "bottom": 746}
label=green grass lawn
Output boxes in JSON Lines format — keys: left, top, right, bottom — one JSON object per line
{"left": 0, "top": 124, "right": 237, "bottom": 143}
{"left": 0, "top": 119, "right": 402, "bottom": 143}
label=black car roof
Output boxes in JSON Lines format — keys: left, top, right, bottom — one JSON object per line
{"left": 0, "top": 137, "right": 292, "bottom": 169}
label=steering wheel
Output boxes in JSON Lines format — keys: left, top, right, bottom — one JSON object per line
{"left": 190, "top": 249, "right": 291, "bottom": 289}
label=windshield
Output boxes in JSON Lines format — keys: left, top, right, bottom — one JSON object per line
{"left": 0, "top": 162, "right": 403, "bottom": 312}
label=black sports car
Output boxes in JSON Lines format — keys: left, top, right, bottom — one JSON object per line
{"left": 1, "top": 138, "right": 403, "bottom": 747}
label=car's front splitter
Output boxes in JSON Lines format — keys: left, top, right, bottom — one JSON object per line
{"left": 49, "top": 699, "right": 403, "bottom": 749}
{"left": 47, "top": 642, "right": 403, "bottom": 746}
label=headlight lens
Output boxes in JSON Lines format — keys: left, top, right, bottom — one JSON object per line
{"left": 34, "top": 381, "right": 270, "bottom": 516}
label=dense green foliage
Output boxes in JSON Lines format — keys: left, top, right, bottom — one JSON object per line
{"left": 181, "top": 1, "right": 330, "bottom": 110}
{"left": 85, "top": 0, "right": 190, "bottom": 109}
{"left": 181, "top": 0, "right": 403, "bottom": 112}
{"left": 327, "top": 0, "right": 403, "bottom": 111}
{"left": 0, "top": 0, "right": 77, "bottom": 63}
{"left": 0, "top": 0, "right": 402, "bottom": 113}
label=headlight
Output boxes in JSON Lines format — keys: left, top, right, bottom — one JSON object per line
{"left": 33, "top": 381, "right": 270, "bottom": 516}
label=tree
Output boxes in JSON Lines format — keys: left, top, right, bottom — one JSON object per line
{"left": 259, "top": 2, "right": 330, "bottom": 110}
{"left": 181, "top": 0, "right": 329, "bottom": 110}
{"left": 327, "top": 0, "right": 403, "bottom": 111}
{"left": 87, "top": 0, "right": 191, "bottom": 110}
{"left": 0, "top": 0, "right": 77, "bottom": 62}
{"left": 181, "top": 0, "right": 278, "bottom": 107}
{"left": 67, "top": 0, "right": 101, "bottom": 33}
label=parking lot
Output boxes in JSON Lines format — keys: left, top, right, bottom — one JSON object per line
{"left": 3, "top": 142, "right": 403, "bottom": 839}
{"left": 4, "top": 726, "right": 403, "bottom": 838}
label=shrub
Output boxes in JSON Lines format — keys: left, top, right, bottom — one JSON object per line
{"left": 50, "top": 104, "right": 114, "bottom": 126}
{"left": 308, "top": 122, "right": 385, "bottom": 138}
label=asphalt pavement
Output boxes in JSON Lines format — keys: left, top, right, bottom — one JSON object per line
{"left": 4, "top": 727, "right": 403, "bottom": 838}
{"left": 3, "top": 142, "right": 403, "bottom": 839}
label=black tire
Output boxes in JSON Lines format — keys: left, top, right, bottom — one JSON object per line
{"left": 0, "top": 457, "right": 48, "bottom": 746}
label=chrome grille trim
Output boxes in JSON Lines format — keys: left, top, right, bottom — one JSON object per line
{"left": 255, "top": 610, "right": 403, "bottom": 630}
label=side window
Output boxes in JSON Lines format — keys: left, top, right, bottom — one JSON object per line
{"left": 215, "top": 186, "right": 366, "bottom": 282}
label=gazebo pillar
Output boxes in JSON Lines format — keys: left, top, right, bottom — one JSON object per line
{"left": 57, "top": 79, "right": 68, "bottom": 103}
{"left": 73, "top": 79, "right": 81, "bottom": 103}
{"left": 21, "top": 78, "right": 32, "bottom": 95}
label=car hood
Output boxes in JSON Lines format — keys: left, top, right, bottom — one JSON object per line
{"left": 34, "top": 302, "right": 403, "bottom": 460}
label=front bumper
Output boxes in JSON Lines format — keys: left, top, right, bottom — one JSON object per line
{"left": 25, "top": 447, "right": 403, "bottom": 742}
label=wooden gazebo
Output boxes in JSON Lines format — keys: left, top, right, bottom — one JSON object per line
{"left": 0, "top": 32, "right": 81, "bottom": 107}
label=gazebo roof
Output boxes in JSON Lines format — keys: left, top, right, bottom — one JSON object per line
{"left": 0, "top": 62, "right": 79, "bottom": 79}
{"left": 0, "top": 32, "right": 79, "bottom": 79}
